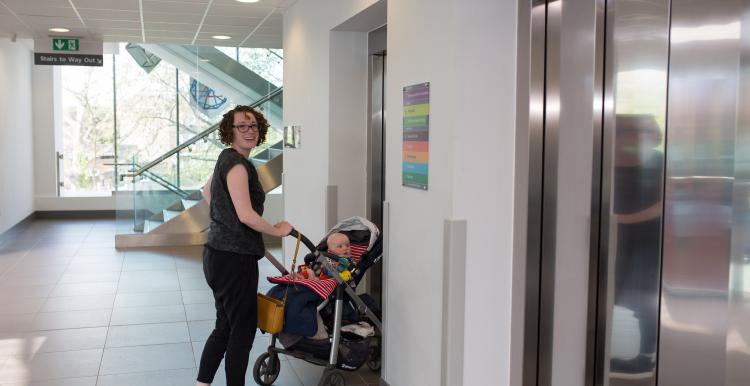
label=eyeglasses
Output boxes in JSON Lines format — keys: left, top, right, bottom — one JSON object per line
{"left": 233, "top": 123, "right": 259, "bottom": 133}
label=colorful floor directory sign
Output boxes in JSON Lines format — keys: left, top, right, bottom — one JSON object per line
{"left": 403, "top": 82, "right": 430, "bottom": 190}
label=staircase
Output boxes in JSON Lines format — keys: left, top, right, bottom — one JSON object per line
{"left": 115, "top": 87, "right": 284, "bottom": 248}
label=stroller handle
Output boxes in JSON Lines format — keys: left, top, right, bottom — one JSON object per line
{"left": 288, "top": 229, "right": 318, "bottom": 253}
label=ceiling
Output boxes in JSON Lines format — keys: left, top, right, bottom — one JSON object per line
{"left": 0, "top": 0, "right": 296, "bottom": 48}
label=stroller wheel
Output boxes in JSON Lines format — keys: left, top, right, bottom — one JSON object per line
{"left": 317, "top": 369, "right": 346, "bottom": 386}
{"left": 253, "top": 352, "right": 281, "bottom": 386}
{"left": 366, "top": 345, "right": 381, "bottom": 371}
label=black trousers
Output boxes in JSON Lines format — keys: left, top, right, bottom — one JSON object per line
{"left": 197, "top": 246, "right": 259, "bottom": 386}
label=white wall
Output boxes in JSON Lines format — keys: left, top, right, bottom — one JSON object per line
{"left": 328, "top": 31, "right": 369, "bottom": 221}
{"left": 0, "top": 38, "right": 34, "bottom": 233}
{"left": 282, "top": 0, "right": 379, "bottom": 254}
{"left": 383, "top": 2, "right": 456, "bottom": 384}
{"left": 448, "top": 1, "right": 518, "bottom": 384}
{"left": 284, "top": 0, "right": 520, "bottom": 384}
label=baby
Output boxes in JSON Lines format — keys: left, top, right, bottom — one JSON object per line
{"left": 326, "top": 232, "right": 351, "bottom": 258}
{"left": 292, "top": 232, "right": 351, "bottom": 280}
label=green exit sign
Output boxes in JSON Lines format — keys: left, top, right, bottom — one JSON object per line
{"left": 52, "top": 38, "right": 79, "bottom": 51}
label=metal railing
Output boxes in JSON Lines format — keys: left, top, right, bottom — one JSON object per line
{"left": 120, "top": 87, "right": 283, "bottom": 180}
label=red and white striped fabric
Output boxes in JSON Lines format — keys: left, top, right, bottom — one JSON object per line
{"left": 266, "top": 275, "right": 338, "bottom": 299}
{"left": 350, "top": 243, "right": 368, "bottom": 263}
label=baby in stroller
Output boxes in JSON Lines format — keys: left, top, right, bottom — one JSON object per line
{"left": 253, "top": 217, "right": 383, "bottom": 386}
{"left": 292, "top": 232, "right": 353, "bottom": 281}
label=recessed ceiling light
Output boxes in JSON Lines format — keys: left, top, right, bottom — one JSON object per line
{"left": 200, "top": 59, "right": 211, "bottom": 62}
{"left": 236, "top": 0, "right": 260, "bottom": 3}
{"left": 49, "top": 27, "right": 70, "bottom": 33}
{"left": 212, "top": 35, "right": 232, "bottom": 40}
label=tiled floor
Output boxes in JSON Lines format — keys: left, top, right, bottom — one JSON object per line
{"left": 0, "top": 218, "right": 380, "bottom": 386}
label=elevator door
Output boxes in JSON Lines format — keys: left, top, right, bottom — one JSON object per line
{"left": 524, "top": 0, "right": 750, "bottom": 385}
{"left": 598, "top": 1, "right": 750, "bottom": 385}
{"left": 367, "top": 26, "right": 386, "bottom": 306}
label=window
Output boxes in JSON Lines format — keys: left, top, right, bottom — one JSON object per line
{"left": 60, "top": 55, "right": 115, "bottom": 196}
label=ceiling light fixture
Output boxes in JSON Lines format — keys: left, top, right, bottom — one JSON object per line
{"left": 49, "top": 27, "right": 70, "bottom": 33}
{"left": 236, "top": 0, "right": 260, "bottom": 3}
{"left": 212, "top": 35, "right": 232, "bottom": 40}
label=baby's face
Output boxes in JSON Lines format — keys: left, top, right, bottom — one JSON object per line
{"left": 328, "top": 235, "right": 351, "bottom": 257}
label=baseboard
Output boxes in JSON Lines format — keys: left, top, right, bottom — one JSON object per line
{"left": 34, "top": 210, "right": 115, "bottom": 219}
{"left": 0, "top": 212, "right": 36, "bottom": 240}
{"left": 379, "top": 379, "right": 390, "bottom": 386}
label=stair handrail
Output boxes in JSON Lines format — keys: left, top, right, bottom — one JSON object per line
{"left": 115, "top": 161, "right": 191, "bottom": 198}
{"left": 120, "top": 87, "right": 283, "bottom": 181}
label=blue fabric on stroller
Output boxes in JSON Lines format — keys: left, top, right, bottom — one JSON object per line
{"left": 266, "top": 284, "right": 322, "bottom": 337}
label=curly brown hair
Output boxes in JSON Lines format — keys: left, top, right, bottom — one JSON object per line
{"left": 217, "top": 105, "right": 269, "bottom": 146}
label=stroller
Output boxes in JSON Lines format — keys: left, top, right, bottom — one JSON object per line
{"left": 252, "top": 217, "right": 384, "bottom": 386}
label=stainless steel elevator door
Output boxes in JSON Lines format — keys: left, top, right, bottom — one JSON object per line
{"left": 367, "top": 25, "right": 386, "bottom": 306}
{"left": 659, "top": 0, "right": 745, "bottom": 385}
{"left": 597, "top": 1, "right": 670, "bottom": 385}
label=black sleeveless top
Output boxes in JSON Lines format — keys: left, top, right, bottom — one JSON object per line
{"left": 206, "top": 148, "right": 265, "bottom": 256}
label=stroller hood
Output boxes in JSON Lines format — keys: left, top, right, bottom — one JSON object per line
{"left": 319, "top": 216, "right": 380, "bottom": 251}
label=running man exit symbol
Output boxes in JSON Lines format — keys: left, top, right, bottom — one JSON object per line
{"left": 52, "top": 38, "right": 79, "bottom": 51}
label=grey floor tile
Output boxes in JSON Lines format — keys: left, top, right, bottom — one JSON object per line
{"left": 113, "top": 291, "right": 183, "bottom": 308}
{"left": 109, "top": 304, "right": 186, "bottom": 326}
{"left": 0, "top": 377, "right": 96, "bottom": 386}
{"left": 41, "top": 294, "right": 116, "bottom": 312}
{"left": 69, "top": 254, "right": 123, "bottom": 265}
{"left": 287, "top": 358, "right": 325, "bottom": 386}
{"left": 117, "top": 270, "right": 179, "bottom": 292}
{"left": 30, "top": 310, "right": 111, "bottom": 331}
{"left": 187, "top": 320, "right": 215, "bottom": 342}
{"left": 0, "top": 284, "right": 55, "bottom": 300}
{"left": 0, "top": 297, "right": 46, "bottom": 315}
{"left": 24, "top": 327, "right": 108, "bottom": 354}
{"left": 11, "top": 257, "right": 72, "bottom": 269}
{"left": 0, "top": 333, "right": 41, "bottom": 357}
{"left": 73, "top": 247, "right": 121, "bottom": 257}
{"left": 178, "top": 276, "right": 211, "bottom": 291}
{"left": 99, "top": 343, "right": 195, "bottom": 375}
{"left": 58, "top": 271, "right": 121, "bottom": 284}
{"left": 2, "top": 376, "right": 98, "bottom": 385}
{"left": 0, "top": 348, "right": 102, "bottom": 382}
{"left": 2, "top": 265, "right": 67, "bottom": 278}
{"left": 63, "top": 263, "right": 122, "bottom": 275}
{"left": 176, "top": 267, "right": 203, "bottom": 279}
{"left": 95, "top": 368, "right": 197, "bottom": 386}
{"left": 181, "top": 289, "right": 213, "bottom": 305}
{"left": 26, "top": 246, "right": 79, "bottom": 259}
{"left": 0, "top": 271, "right": 64, "bottom": 287}
{"left": 105, "top": 322, "right": 190, "bottom": 348}
{"left": 184, "top": 303, "right": 214, "bottom": 321}
{"left": 121, "top": 255, "right": 176, "bottom": 272}
{"left": 50, "top": 282, "right": 119, "bottom": 297}
{"left": 0, "top": 314, "right": 37, "bottom": 333}
{"left": 174, "top": 257, "right": 202, "bottom": 269}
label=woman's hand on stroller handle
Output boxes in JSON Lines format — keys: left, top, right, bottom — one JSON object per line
{"left": 273, "top": 221, "right": 293, "bottom": 237}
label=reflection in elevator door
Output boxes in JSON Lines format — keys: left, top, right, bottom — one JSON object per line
{"left": 522, "top": 0, "right": 750, "bottom": 385}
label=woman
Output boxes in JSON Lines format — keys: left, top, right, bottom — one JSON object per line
{"left": 196, "top": 105, "right": 293, "bottom": 386}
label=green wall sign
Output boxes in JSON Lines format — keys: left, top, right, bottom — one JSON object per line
{"left": 52, "top": 38, "right": 79, "bottom": 51}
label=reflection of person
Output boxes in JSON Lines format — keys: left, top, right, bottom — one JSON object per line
{"left": 196, "top": 105, "right": 293, "bottom": 386}
{"left": 611, "top": 114, "right": 664, "bottom": 374}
